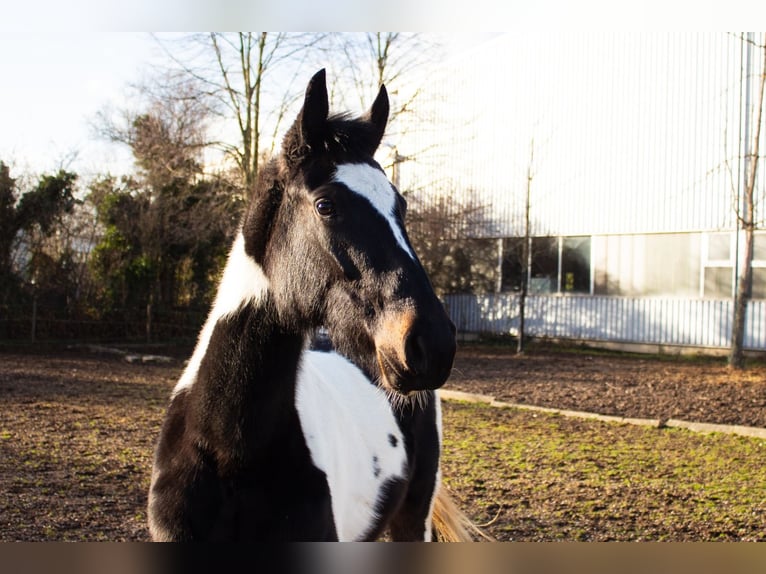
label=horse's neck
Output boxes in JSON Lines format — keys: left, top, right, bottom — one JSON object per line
{"left": 322, "top": 330, "right": 379, "bottom": 383}
{"left": 196, "top": 302, "right": 305, "bottom": 431}
{"left": 174, "top": 232, "right": 306, "bottom": 447}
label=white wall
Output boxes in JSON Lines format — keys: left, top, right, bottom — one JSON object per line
{"left": 400, "top": 32, "right": 766, "bottom": 238}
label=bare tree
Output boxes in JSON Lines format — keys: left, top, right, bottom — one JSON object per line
{"left": 517, "top": 139, "right": 535, "bottom": 354}
{"left": 154, "top": 33, "right": 325, "bottom": 192}
{"left": 730, "top": 36, "right": 766, "bottom": 370}
{"left": 329, "top": 33, "right": 443, "bottom": 125}
{"left": 149, "top": 33, "right": 444, "bottom": 195}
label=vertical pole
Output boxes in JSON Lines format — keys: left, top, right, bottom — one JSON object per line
{"left": 496, "top": 237, "right": 504, "bottom": 293}
{"left": 146, "top": 298, "right": 152, "bottom": 344}
{"left": 31, "top": 291, "right": 37, "bottom": 342}
{"left": 557, "top": 236, "right": 563, "bottom": 293}
{"left": 518, "top": 139, "right": 533, "bottom": 354}
{"left": 733, "top": 33, "right": 752, "bottom": 305}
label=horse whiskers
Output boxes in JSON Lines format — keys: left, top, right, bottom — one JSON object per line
{"left": 380, "top": 384, "right": 431, "bottom": 414}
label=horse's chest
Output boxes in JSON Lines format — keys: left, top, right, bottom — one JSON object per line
{"left": 295, "top": 351, "right": 407, "bottom": 541}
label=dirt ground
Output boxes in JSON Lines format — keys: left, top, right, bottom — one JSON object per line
{"left": 0, "top": 343, "right": 764, "bottom": 541}
{"left": 447, "top": 345, "right": 766, "bottom": 429}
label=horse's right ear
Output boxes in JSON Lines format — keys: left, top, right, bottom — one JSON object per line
{"left": 301, "top": 69, "right": 329, "bottom": 151}
{"left": 283, "top": 69, "right": 329, "bottom": 169}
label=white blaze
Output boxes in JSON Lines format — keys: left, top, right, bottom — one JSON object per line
{"left": 333, "top": 163, "right": 415, "bottom": 260}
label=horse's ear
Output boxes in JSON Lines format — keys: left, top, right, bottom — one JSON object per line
{"left": 366, "top": 83, "right": 389, "bottom": 153}
{"left": 300, "top": 69, "right": 329, "bottom": 152}
{"left": 283, "top": 69, "right": 329, "bottom": 169}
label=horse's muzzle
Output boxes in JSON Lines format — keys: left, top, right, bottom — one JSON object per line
{"left": 375, "top": 308, "right": 456, "bottom": 394}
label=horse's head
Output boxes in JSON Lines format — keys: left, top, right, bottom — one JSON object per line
{"left": 242, "top": 69, "right": 455, "bottom": 395}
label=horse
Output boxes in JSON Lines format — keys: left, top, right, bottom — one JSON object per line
{"left": 148, "top": 69, "right": 472, "bottom": 541}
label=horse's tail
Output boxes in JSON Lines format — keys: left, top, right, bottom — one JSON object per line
{"left": 431, "top": 484, "right": 495, "bottom": 542}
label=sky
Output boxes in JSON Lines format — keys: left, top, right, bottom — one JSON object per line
{"left": 0, "top": 32, "right": 166, "bottom": 178}
{"left": 0, "top": 32, "right": 499, "bottom": 180}
{"left": 0, "top": 1, "right": 762, "bottom": 181}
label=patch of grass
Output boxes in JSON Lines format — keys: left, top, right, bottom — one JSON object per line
{"left": 441, "top": 400, "right": 766, "bottom": 541}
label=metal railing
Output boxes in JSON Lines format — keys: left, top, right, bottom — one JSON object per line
{"left": 444, "top": 294, "right": 766, "bottom": 350}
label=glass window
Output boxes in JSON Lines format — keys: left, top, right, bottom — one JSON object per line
{"left": 500, "top": 238, "right": 526, "bottom": 292}
{"left": 501, "top": 236, "right": 592, "bottom": 295}
{"left": 704, "top": 267, "right": 733, "bottom": 298}
{"left": 561, "top": 237, "right": 591, "bottom": 293}
{"left": 530, "top": 237, "right": 558, "bottom": 294}
{"left": 708, "top": 233, "right": 731, "bottom": 262}
{"left": 701, "top": 233, "right": 733, "bottom": 298}
{"left": 752, "top": 268, "right": 766, "bottom": 300}
{"left": 753, "top": 233, "right": 766, "bottom": 262}
{"left": 644, "top": 234, "right": 701, "bottom": 297}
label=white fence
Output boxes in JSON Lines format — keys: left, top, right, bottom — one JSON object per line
{"left": 444, "top": 294, "right": 766, "bottom": 351}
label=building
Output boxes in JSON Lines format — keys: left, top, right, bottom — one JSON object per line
{"left": 395, "top": 32, "right": 766, "bottom": 352}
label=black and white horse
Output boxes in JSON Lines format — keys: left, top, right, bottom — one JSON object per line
{"left": 148, "top": 69, "right": 469, "bottom": 541}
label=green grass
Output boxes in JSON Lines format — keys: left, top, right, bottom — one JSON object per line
{"left": 440, "top": 400, "right": 766, "bottom": 541}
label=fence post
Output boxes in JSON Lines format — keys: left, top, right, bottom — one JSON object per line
{"left": 30, "top": 292, "right": 37, "bottom": 342}
{"left": 146, "top": 300, "right": 152, "bottom": 344}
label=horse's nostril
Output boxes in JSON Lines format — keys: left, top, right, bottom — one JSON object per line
{"left": 404, "top": 332, "right": 429, "bottom": 376}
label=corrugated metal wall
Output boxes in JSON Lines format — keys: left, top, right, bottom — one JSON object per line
{"left": 400, "top": 32, "right": 766, "bottom": 238}
{"left": 400, "top": 33, "right": 766, "bottom": 352}
{"left": 444, "top": 294, "right": 766, "bottom": 350}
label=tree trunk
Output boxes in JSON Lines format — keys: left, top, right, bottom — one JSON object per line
{"left": 517, "top": 250, "right": 527, "bottom": 354}
{"left": 729, "top": 230, "right": 753, "bottom": 368}
{"left": 729, "top": 36, "right": 765, "bottom": 369}
{"left": 517, "top": 141, "right": 534, "bottom": 354}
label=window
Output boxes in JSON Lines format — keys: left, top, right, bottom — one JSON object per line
{"left": 751, "top": 268, "right": 766, "bottom": 299}
{"left": 708, "top": 233, "right": 731, "bottom": 261}
{"left": 704, "top": 268, "right": 733, "bottom": 298}
{"left": 703, "top": 233, "right": 733, "bottom": 298}
{"left": 561, "top": 237, "right": 591, "bottom": 293}
{"left": 593, "top": 233, "right": 701, "bottom": 297}
{"left": 500, "top": 236, "right": 592, "bottom": 295}
{"left": 752, "top": 233, "right": 766, "bottom": 299}
{"left": 498, "top": 232, "right": 763, "bottom": 299}
{"left": 643, "top": 234, "right": 700, "bottom": 297}
{"left": 529, "top": 237, "right": 558, "bottom": 293}
{"left": 500, "top": 238, "right": 525, "bottom": 292}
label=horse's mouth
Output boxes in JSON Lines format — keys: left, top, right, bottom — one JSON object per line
{"left": 376, "top": 348, "right": 443, "bottom": 395}
{"left": 376, "top": 349, "right": 412, "bottom": 395}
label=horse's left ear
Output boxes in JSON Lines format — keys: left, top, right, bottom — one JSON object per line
{"left": 366, "top": 84, "right": 389, "bottom": 153}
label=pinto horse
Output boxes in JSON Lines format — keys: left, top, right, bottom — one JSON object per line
{"left": 148, "top": 69, "right": 471, "bottom": 541}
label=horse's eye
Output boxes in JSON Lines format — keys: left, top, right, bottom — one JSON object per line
{"left": 315, "top": 198, "right": 335, "bottom": 218}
